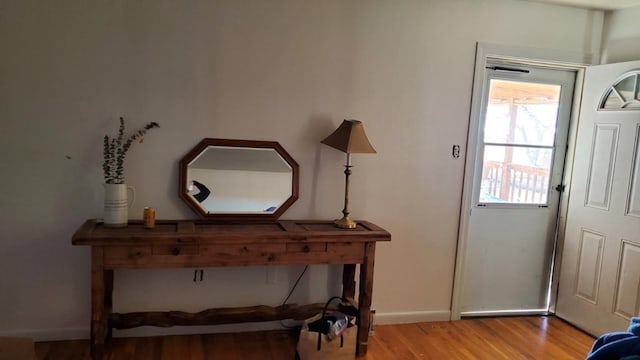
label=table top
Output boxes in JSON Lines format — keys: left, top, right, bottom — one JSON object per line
{"left": 72, "top": 219, "right": 391, "bottom": 246}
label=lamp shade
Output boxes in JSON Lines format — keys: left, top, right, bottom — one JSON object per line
{"left": 321, "top": 120, "right": 376, "bottom": 154}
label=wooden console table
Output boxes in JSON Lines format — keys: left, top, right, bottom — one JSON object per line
{"left": 72, "top": 219, "right": 391, "bottom": 359}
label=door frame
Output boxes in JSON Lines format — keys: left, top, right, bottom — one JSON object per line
{"left": 450, "top": 42, "right": 597, "bottom": 320}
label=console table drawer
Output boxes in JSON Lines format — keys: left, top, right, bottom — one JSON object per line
{"left": 202, "top": 244, "right": 286, "bottom": 255}
{"left": 104, "top": 245, "right": 200, "bottom": 266}
{"left": 152, "top": 245, "right": 199, "bottom": 256}
{"left": 327, "top": 243, "right": 365, "bottom": 263}
{"left": 198, "top": 244, "right": 287, "bottom": 265}
{"left": 104, "top": 246, "right": 152, "bottom": 265}
{"left": 286, "top": 242, "right": 327, "bottom": 253}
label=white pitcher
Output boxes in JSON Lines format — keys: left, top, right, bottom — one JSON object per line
{"left": 103, "top": 183, "right": 136, "bottom": 227}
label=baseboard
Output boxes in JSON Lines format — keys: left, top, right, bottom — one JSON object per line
{"left": 374, "top": 310, "right": 451, "bottom": 325}
{"left": 0, "top": 327, "right": 89, "bottom": 342}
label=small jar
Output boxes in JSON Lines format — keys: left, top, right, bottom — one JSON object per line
{"left": 143, "top": 207, "right": 155, "bottom": 229}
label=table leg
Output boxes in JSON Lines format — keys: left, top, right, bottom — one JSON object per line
{"left": 91, "top": 247, "right": 107, "bottom": 360}
{"left": 105, "top": 269, "right": 114, "bottom": 341}
{"left": 356, "top": 243, "right": 376, "bottom": 356}
{"left": 342, "top": 264, "right": 356, "bottom": 302}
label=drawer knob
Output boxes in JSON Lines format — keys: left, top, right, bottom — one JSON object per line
{"left": 171, "top": 247, "right": 181, "bottom": 256}
{"left": 302, "top": 245, "right": 310, "bottom": 253}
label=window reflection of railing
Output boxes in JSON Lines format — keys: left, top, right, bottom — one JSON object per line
{"left": 482, "top": 160, "right": 549, "bottom": 204}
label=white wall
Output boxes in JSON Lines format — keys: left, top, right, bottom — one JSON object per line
{"left": 601, "top": 5, "right": 640, "bottom": 63}
{"left": 0, "top": 0, "right": 603, "bottom": 340}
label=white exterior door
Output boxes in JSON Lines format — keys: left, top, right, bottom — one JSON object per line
{"left": 460, "top": 62, "right": 576, "bottom": 314}
{"left": 556, "top": 61, "right": 640, "bottom": 335}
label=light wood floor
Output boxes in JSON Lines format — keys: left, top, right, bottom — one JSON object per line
{"left": 35, "top": 316, "right": 595, "bottom": 359}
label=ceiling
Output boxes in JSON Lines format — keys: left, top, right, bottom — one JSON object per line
{"left": 523, "top": 0, "right": 640, "bottom": 10}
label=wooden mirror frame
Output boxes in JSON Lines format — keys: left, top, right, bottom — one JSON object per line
{"left": 178, "top": 138, "right": 299, "bottom": 221}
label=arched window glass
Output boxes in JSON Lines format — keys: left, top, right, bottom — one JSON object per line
{"left": 599, "top": 71, "right": 640, "bottom": 110}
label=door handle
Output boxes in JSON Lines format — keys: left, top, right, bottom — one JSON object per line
{"left": 555, "top": 184, "right": 566, "bottom": 192}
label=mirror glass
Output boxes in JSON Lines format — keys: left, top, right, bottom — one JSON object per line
{"left": 179, "top": 139, "right": 299, "bottom": 220}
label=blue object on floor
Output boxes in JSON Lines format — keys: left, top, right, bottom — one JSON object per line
{"left": 587, "top": 317, "right": 640, "bottom": 360}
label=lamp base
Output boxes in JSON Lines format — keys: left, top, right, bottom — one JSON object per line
{"left": 334, "top": 216, "right": 357, "bottom": 229}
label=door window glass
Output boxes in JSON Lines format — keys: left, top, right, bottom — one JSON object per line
{"left": 479, "top": 79, "right": 561, "bottom": 205}
{"left": 599, "top": 71, "right": 640, "bottom": 110}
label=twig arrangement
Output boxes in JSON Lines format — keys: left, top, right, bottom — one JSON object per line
{"left": 102, "top": 117, "right": 160, "bottom": 184}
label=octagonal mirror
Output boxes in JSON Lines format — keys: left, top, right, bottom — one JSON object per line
{"left": 179, "top": 138, "right": 299, "bottom": 221}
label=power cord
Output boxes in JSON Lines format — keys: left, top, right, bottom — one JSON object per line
{"left": 281, "top": 264, "right": 309, "bottom": 306}
{"left": 279, "top": 265, "right": 309, "bottom": 329}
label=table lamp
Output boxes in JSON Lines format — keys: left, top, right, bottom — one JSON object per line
{"left": 321, "top": 119, "right": 376, "bottom": 229}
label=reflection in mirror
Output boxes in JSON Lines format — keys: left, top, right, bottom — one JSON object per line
{"left": 179, "top": 139, "right": 299, "bottom": 220}
{"left": 187, "top": 147, "right": 292, "bottom": 213}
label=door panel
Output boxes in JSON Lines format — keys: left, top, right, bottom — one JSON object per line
{"left": 628, "top": 127, "right": 640, "bottom": 216}
{"left": 556, "top": 60, "right": 640, "bottom": 336}
{"left": 575, "top": 229, "right": 604, "bottom": 304}
{"left": 614, "top": 240, "right": 640, "bottom": 318}
{"left": 585, "top": 124, "right": 619, "bottom": 209}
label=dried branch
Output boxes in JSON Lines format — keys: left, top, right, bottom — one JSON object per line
{"left": 103, "top": 117, "right": 160, "bottom": 184}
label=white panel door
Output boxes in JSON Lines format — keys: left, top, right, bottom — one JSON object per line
{"left": 556, "top": 61, "right": 640, "bottom": 336}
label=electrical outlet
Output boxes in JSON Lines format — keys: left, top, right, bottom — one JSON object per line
{"left": 452, "top": 144, "right": 461, "bottom": 159}
{"left": 193, "top": 269, "right": 204, "bottom": 282}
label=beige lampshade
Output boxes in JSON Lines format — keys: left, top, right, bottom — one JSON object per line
{"left": 321, "top": 120, "right": 376, "bottom": 154}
